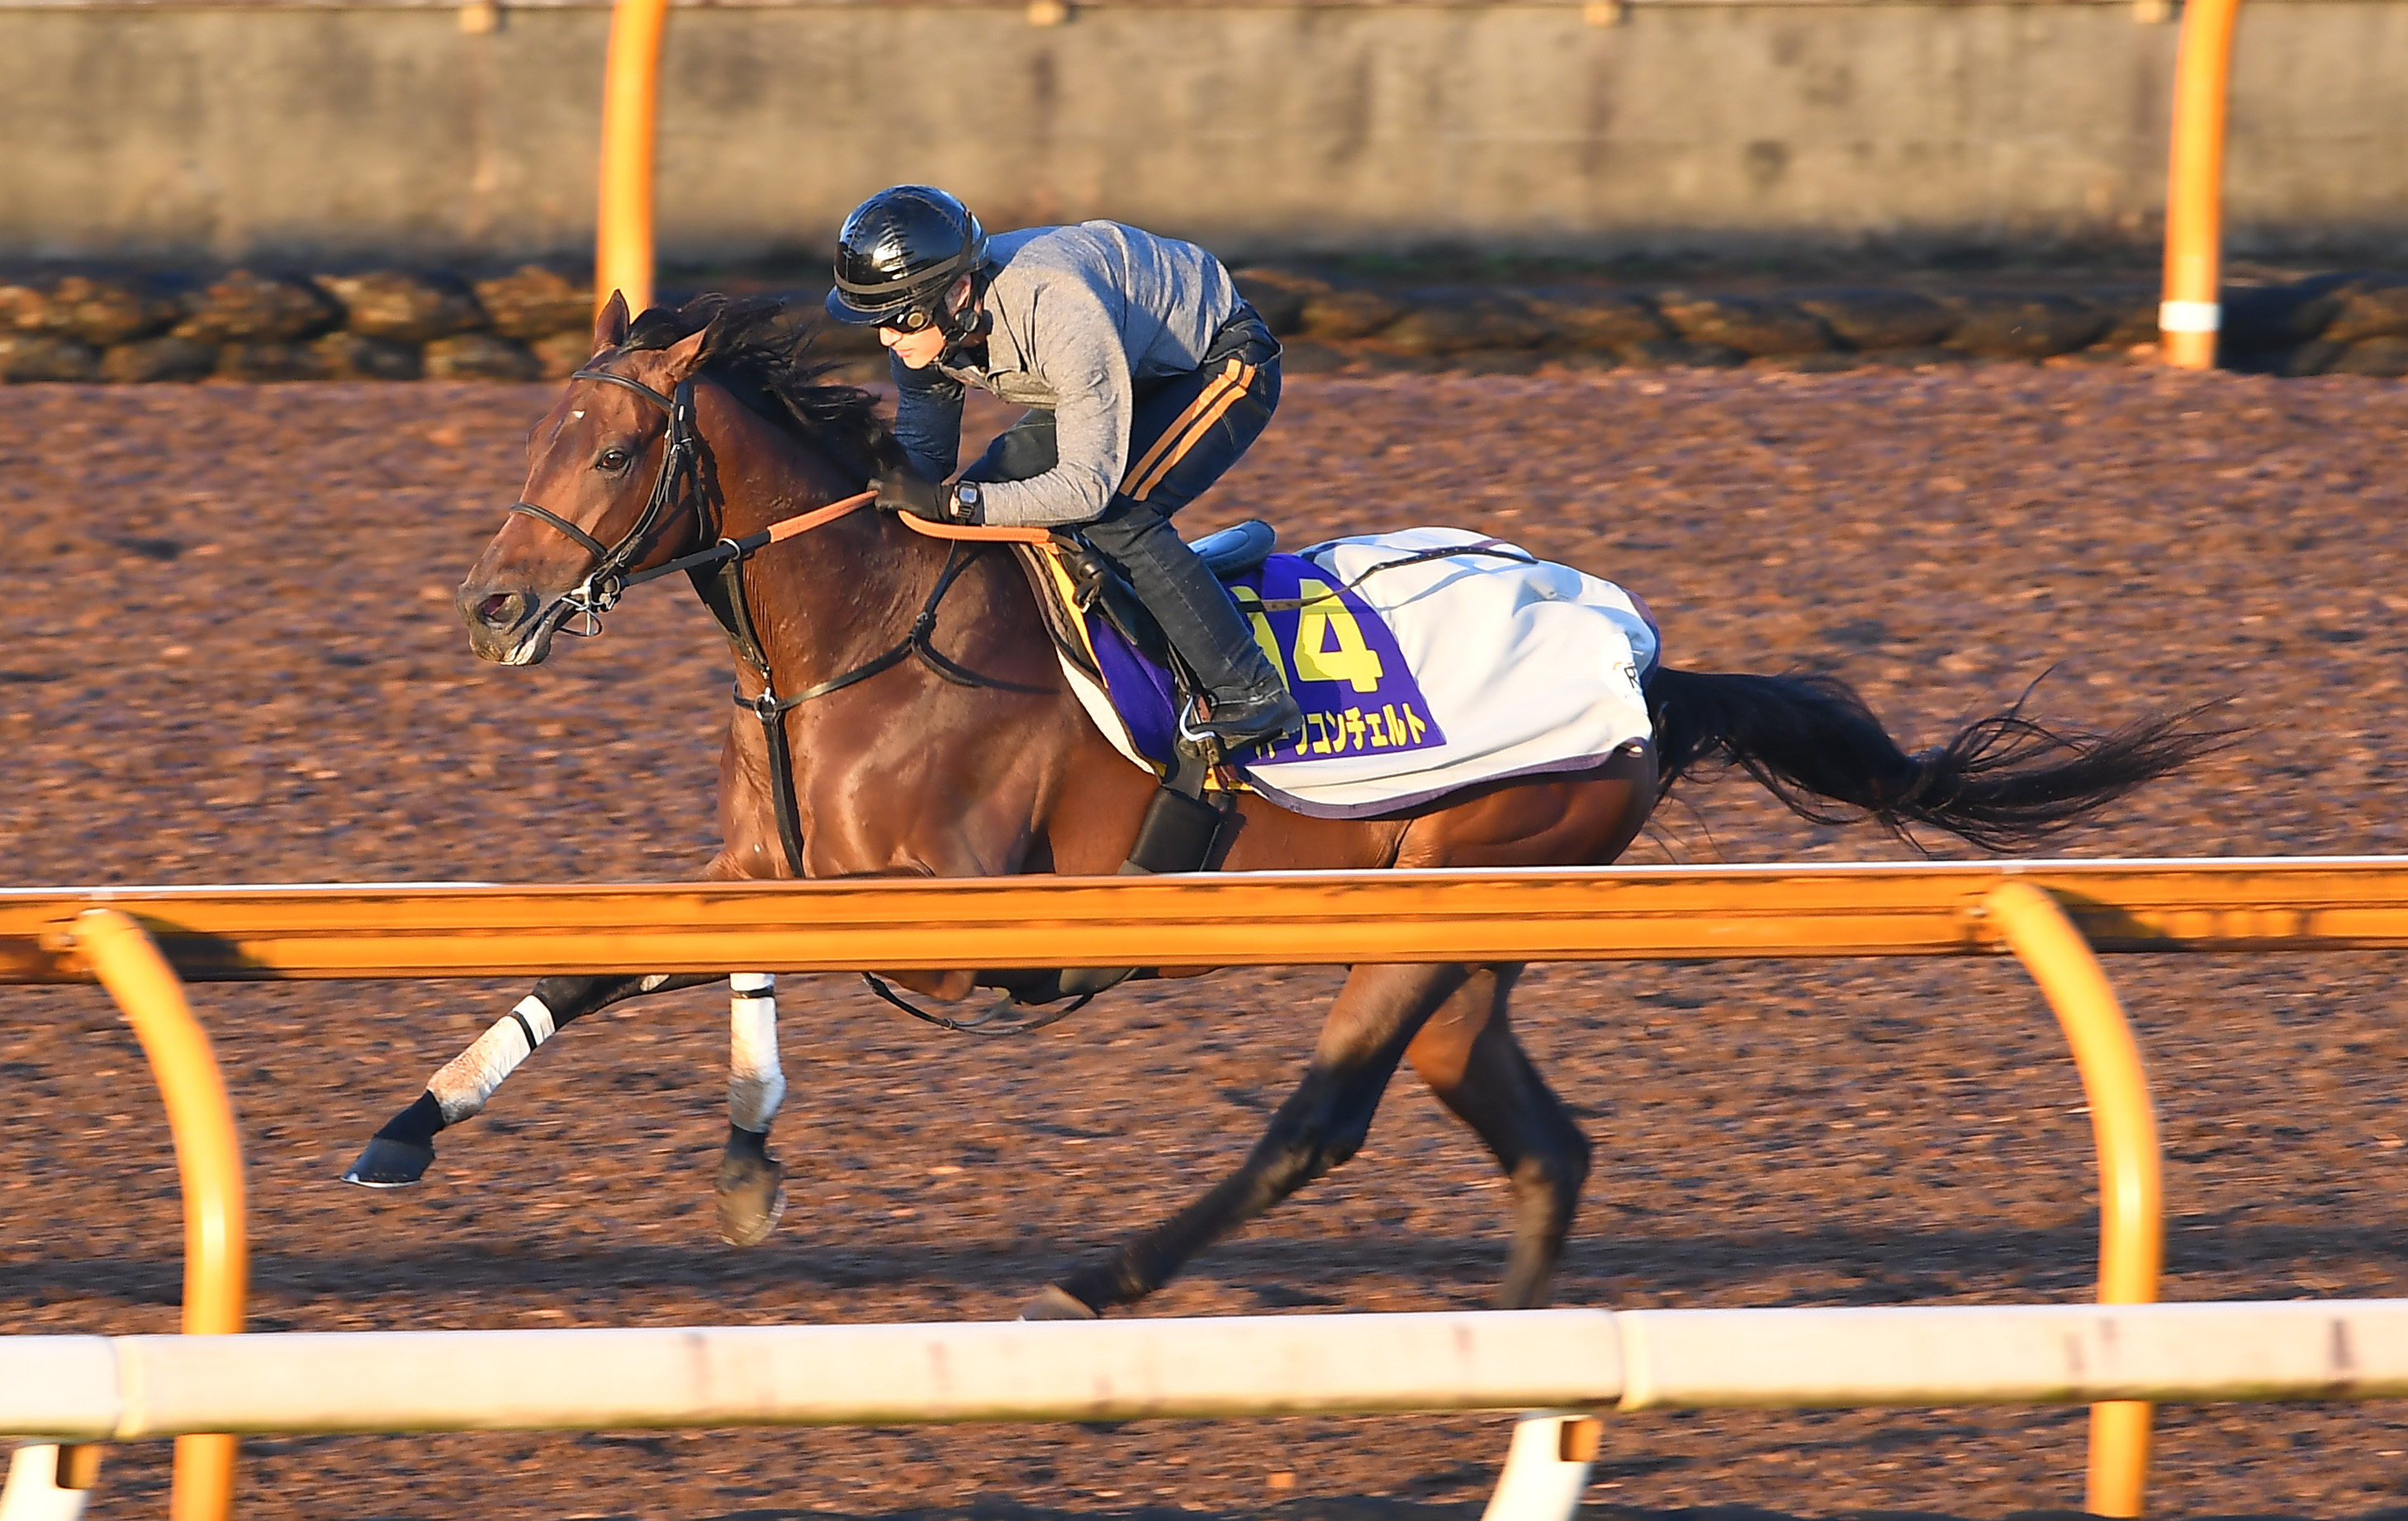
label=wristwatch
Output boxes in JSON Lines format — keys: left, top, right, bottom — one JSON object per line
{"left": 949, "top": 482, "right": 984, "bottom": 526}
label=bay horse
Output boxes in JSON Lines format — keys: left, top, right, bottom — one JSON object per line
{"left": 346, "top": 294, "right": 2211, "bottom": 1320}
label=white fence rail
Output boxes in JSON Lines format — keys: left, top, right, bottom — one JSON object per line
{"left": 6, "top": 1301, "right": 2403, "bottom": 1443}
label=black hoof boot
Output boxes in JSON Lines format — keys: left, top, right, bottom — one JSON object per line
{"left": 715, "top": 1125, "right": 786, "bottom": 1247}
{"left": 343, "top": 1090, "right": 443, "bottom": 1187}
{"left": 343, "top": 1135, "right": 434, "bottom": 1187}
{"left": 1017, "top": 1284, "right": 1102, "bottom": 1321}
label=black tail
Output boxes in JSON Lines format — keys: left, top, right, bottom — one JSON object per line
{"left": 1645, "top": 667, "right": 2228, "bottom": 853}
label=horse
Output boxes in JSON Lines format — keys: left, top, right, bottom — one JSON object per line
{"left": 344, "top": 293, "right": 2215, "bottom": 1320}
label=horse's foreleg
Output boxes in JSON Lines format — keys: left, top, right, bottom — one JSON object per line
{"left": 1404, "top": 964, "right": 1591, "bottom": 1310}
{"left": 342, "top": 972, "right": 718, "bottom": 1187}
{"left": 716, "top": 972, "right": 789, "bottom": 1245}
{"left": 1026, "top": 962, "right": 1470, "bottom": 1320}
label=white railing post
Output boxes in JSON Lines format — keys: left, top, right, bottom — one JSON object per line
{"left": 0, "top": 1447, "right": 90, "bottom": 1521}
{"left": 1481, "top": 1412, "right": 1600, "bottom": 1521}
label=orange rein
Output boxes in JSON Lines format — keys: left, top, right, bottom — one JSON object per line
{"left": 760, "top": 489, "right": 1057, "bottom": 548}
{"left": 895, "top": 512, "right": 1057, "bottom": 546}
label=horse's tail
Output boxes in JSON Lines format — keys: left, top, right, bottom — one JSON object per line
{"left": 1644, "top": 666, "right": 2228, "bottom": 853}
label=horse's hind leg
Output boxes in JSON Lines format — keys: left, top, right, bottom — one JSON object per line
{"left": 1027, "top": 961, "right": 1471, "bottom": 1320}
{"left": 342, "top": 972, "right": 718, "bottom": 1186}
{"left": 1405, "top": 964, "right": 1591, "bottom": 1310}
{"left": 717, "top": 973, "right": 788, "bottom": 1246}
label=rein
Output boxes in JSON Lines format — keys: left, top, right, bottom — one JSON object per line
{"left": 619, "top": 480, "right": 1053, "bottom": 590}
{"left": 509, "top": 364, "right": 1050, "bottom": 622}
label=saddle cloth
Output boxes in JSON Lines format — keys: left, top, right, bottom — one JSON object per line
{"left": 1026, "top": 525, "right": 1661, "bottom": 819}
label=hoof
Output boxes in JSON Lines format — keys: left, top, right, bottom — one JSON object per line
{"left": 342, "top": 1135, "right": 434, "bottom": 1188}
{"left": 715, "top": 1151, "right": 786, "bottom": 1248}
{"left": 1017, "top": 1285, "right": 1101, "bottom": 1321}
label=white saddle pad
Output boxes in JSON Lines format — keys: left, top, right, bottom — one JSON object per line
{"left": 1235, "top": 527, "right": 1659, "bottom": 817}
{"left": 1064, "top": 524, "right": 1666, "bottom": 817}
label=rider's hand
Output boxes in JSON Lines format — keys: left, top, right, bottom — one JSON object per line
{"left": 874, "top": 469, "right": 987, "bottom": 527}
{"left": 874, "top": 465, "right": 951, "bottom": 523}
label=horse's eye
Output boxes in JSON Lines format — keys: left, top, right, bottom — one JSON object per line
{"left": 598, "top": 448, "right": 631, "bottom": 471}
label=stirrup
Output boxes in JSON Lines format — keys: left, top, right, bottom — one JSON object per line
{"left": 1178, "top": 689, "right": 1302, "bottom": 751}
{"left": 1174, "top": 703, "right": 1222, "bottom": 751}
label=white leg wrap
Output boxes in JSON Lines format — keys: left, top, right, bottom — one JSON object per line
{"left": 728, "top": 974, "right": 785, "bottom": 1134}
{"left": 428, "top": 996, "right": 555, "bottom": 1125}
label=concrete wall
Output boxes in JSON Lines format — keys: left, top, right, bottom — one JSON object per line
{"left": 3, "top": 1, "right": 2403, "bottom": 267}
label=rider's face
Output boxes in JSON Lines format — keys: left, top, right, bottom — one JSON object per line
{"left": 879, "top": 322, "right": 947, "bottom": 370}
{"left": 878, "top": 275, "right": 974, "bottom": 371}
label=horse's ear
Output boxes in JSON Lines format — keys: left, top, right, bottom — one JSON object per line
{"left": 592, "top": 291, "right": 630, "bottom": 354}
{"left": 657, "top": 321, "right": 713, "bottom": 381}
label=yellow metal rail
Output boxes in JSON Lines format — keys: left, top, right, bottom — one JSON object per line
{"left": 2160, "top": 0, "right": 2243, "bottom": 369}
{"left": 1984, "top": 884, "right": 2160, "bottom": 1519}
{"left": 595, "top": 0, "right": 668, "bottom": 317}
{"left": 7, "top": 858, "right": 2408, "bottom": 984}
{"left": 64, "top": 911, "right": 246, "bottom": 1521}
{"left": 20, "top": 856, "right": 2406, "bottom": 1516}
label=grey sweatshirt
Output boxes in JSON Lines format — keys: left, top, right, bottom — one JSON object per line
{"left": 889, "top": 220, "right": 1241, "bottom": 528}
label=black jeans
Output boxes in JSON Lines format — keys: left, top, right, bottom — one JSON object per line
{"left": 961, "top": 309, "right": 1285, "bottom": 696}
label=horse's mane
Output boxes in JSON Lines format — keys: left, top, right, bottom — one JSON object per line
{"left": 621, "top": 294, "right": 897, "bottom": 482}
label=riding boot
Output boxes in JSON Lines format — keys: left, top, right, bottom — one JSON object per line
{"left": 1083, "top": 505, "right": 1302, "bottom": 746}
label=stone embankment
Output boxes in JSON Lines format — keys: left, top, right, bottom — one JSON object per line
{"left": 0, "top": 267, "right": 593, "bottom": 383}
{"left": 1230, "top": 267, "right": 2408, "bottom": 379}
{"left": 2, "top": 263, "right": 2406, "bottom": 383}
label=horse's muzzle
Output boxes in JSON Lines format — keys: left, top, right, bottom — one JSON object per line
{"left": 457, "top": 584, "right": 561, "bottom": 666}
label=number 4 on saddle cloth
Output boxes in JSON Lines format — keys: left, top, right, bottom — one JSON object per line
{"left": 1025, "top": 524, "right": 1662, "bottom": 821}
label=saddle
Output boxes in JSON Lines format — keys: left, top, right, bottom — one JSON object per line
{"left": 1040, "top": 519, "right": 1277, "bottom": 680}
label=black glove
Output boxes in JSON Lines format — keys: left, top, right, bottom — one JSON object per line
{"left": 874, "top": 467, "right": 988, "bottom": 527}
{"left": 874, "top": 466, "right": 950, "bottom": 523}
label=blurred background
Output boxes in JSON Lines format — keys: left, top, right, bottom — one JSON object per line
{"left": 3, "top": 0, "right": 2402, "bottom": 277}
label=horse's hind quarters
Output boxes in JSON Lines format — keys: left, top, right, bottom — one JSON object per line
{"left": 1017, "top": 1285, "right": 1102, "bottom": 1321}
{"left": 340, "top": 1135, "right": 435, "bottom": 1188}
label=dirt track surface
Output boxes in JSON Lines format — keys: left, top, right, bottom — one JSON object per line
{"left": 7, "top": 367, "right": 2408, "bottom": 1521}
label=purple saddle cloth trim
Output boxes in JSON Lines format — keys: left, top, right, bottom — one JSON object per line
{"left": 1081, "top": 551, "right": 1443, "bottom": 771}
{"left": 1087, "top": 615, "right": 1186, "bottom": 766}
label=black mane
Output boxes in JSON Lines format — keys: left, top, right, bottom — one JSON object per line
{"left": 621, "top": 294, "right": 896, "bottom": 482}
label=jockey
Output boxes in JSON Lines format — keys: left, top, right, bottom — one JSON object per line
{"left": 826, "top": 184, "right": 1302, "bottom": 749}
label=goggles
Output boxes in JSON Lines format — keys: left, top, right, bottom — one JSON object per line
{"left": 878, "top": 303, "right": 941, "bottom": 335}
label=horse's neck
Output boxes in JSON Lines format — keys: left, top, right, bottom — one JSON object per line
{"left": 702, "top": 400, "right": 1049, "bottom": 694}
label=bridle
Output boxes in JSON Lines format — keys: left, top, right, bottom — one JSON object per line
{"left": 507, "top": 367, "right": 710, "bottom": 637}
{"left": 508, "top": 364, "right": 901, "bottom": 640}
{"left": 505, "top": 356, "right": 1079, "bottom": 1035}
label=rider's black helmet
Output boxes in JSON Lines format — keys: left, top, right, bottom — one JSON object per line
{"left": 826, "top": 186, "right": 989, "bottom": 331}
